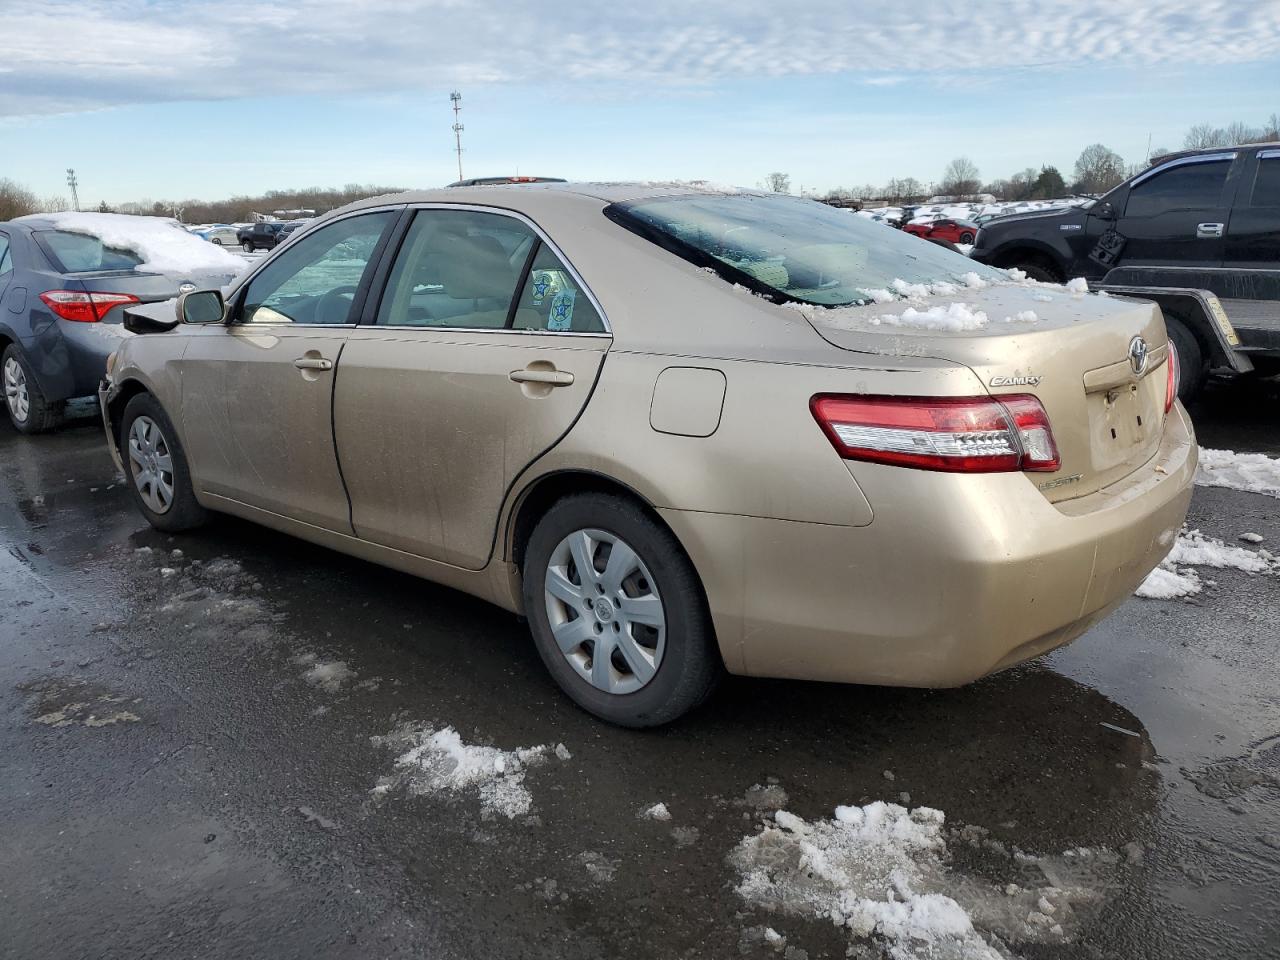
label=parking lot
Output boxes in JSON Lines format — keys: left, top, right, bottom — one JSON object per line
{"left": 1, "top": 381, "right": 1278, "bottom": 960}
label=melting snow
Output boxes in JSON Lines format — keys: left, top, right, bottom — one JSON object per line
{"left": 295, "top": 653, "right": 355, "bottom": 693}
{"left": 1137, "top": 528, "right": 1276, "bottom": 600}
{"left": 1195, "top": 448, "right": 1280, "bottom": 500}
{"left": 640, "top": 802, "right": 673, "bottom": 821}
{"left": 19, "top": 212, "right": 242, "bottom": 275}
{"left": 873, "top": 302, "right": 990, "bottom": 332}
{"left": 730, "top": 801, "right": 1111, "bottom": 959}
{"left": 370, "top": 724, "right": 565, "bottom": 819}
{"left": 1065, "top": 278, "right": 1090, "bottom": 293}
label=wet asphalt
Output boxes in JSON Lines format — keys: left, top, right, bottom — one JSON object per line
{"left": 1, "top": 382, "right": 1278, "bottom": 960}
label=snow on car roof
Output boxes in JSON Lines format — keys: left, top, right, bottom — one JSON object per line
{"left": 16, "top": 211, "right": 242, "bottom": 275}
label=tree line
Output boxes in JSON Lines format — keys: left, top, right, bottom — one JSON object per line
{"left": 797, "top": 113, "right": 1280, "bottom": 204}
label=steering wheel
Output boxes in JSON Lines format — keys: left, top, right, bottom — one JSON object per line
{"left": 315, "top": 285, "right": 359, "bottom": 325}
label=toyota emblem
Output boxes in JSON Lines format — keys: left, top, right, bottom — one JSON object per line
{"left": 178, "top": 282, "right": 197, "bottom": 294}
{"left": 1128, "top": 335, "right": 1149, "bottom": 375}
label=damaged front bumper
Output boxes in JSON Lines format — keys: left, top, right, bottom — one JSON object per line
{"left": 98, "top": 377, "right": 126, "bottom": 475}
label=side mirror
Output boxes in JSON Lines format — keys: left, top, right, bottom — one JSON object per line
{"left": 178, "top": 289, "right": 225, "bottom": 325}
{"left": 1094, "top": 200, "right": 1116, "bottom": 220}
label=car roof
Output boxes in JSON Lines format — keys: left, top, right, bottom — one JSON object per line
{"left": 1147, "top": 140, "right": 1280, "bottom": 166}
{"left": 346, "top": 180, "right": 760, "bottom": 210}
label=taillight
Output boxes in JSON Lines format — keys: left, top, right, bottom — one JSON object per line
{"left": 1164, "top": 342, "right": 1179, "bottom": 413}
{"left": 39, "top": 290, "right": 140, "bottom": 323}
{"left": 810, "top": 394, "right": 1061, "bottom": 473}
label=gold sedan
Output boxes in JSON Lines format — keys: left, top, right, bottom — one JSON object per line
{"left": 101, "top": 184, "right": 1196, "bottom": 726}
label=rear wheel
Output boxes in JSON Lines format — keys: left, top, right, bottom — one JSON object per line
{"left": 211, "top": 238, "right": 223, "bottom": 246}
{"left": 522, "top": 493, "right": 720, "bottom": 727}
{"left": 120, "top": 393, "right": 208, "bottom": 532}
{"left": 2, "top": 345, "right": 61, "bottom": 434}
{"left": 1165, "top": 315, "right": 1206, "bottom": 403}
{"left": 1012, "top": 260, "right": 1062, "bottom": 283}
{"left": 959, "top": 231, "right": 975, "bottom": 244}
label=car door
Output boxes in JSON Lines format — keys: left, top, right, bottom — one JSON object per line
{"left": 178, "top": 208, "right": 399, "bottom": 531}
{"left": 333, "top": 206, "right": 610, "bottom": 570}
{"left": 1223, "top": 149, "right": 1280, "bottom": 269}
{"left": 1113, "top": 153, "right": 1237, "bottom": 268}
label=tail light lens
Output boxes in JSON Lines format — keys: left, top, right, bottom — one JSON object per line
{"left": 1164, "top": 341, "right": 1179, "bottom": 413}
{"left": 811, "top": 394, "right": 1061, "bottom": 473}
{"left": 39, "top": 290, "right": 140, "bottom": 323}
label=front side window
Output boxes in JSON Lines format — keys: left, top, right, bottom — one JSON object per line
{"left": 1249, "top": 154, "right": 1280, "bottom": 207}
{"left": 240, "top": 211, "right": 394, "bottom": 324}
{"left": 607, "top": 193, "right": 1005, "bottom": 307}
{"left": 1125, "top": 160, "right": 1231, "bottom": 217}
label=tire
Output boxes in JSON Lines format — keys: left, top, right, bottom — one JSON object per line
{"left": 959, "top": 232, "right": 975, "bottom": 244}
{"left": 2, "top": 344, "right": 61, "bottom": 434}
{"left": 1014, "top": 261, "right": 1062, "bottom": 283}
{"left": 926, "top": 238, "right": 961, "bottom": 252}
{"left": 211, "top": 238, "right": 223, "bottom": 246}
{"left": 241, "top": 240, "right": 254, "bottom": 253}
{"left": 1165, "top": 315, "right": 1206, "bottom": 403}
{"left": 119, "top": 392, "right": 208, "bottom": 532}
{"left": 522, "top": 493, "right": 721, "bottom": 727}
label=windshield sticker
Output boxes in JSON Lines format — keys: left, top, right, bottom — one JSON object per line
{"left": 548, "top": 289, "right": 575, "bottom": 331}
{"left": 531, "top": 272, "right": 552, "bottom": 305}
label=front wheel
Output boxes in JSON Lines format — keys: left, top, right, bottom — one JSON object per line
{"left": 522, "top": 493, "right": 720, "bottom": 727}
{"left": 120, "top": 393, "right": 208, "bottom": 532}
{"left": 241, "top": 240, "right": 254, "bottom": 253}
{"left": 959, "top": 232, "right": 975, "bottom": 244}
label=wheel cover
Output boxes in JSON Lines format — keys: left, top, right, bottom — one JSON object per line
{"left": 127, "top": 415, "right": 176, "bottom": 514}
{"left": 3, "top": 356, "right": 29, "bottom": 423}
{"left": 544, "top": 528, "right": 666, "bottom": 695}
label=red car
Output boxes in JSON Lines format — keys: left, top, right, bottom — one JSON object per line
{"left": 903, "top": 218, "right": 978, "bottom": 245}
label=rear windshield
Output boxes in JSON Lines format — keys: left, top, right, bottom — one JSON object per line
{"left": 38, "top": 230, "right": 143, "bottom": 273}
{"left": 607, "top": 193, "right": 1005, "bottom": 306}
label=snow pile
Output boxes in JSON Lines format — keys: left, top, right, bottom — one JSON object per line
{"left": 1195, "top": 448, "right": 1280, "bottom": 500}
{"left": 639, "top": 802, "right": 672, "bottom": 821}
{"left": 1137, "top": 528, "right": 1276, "bottom": 600}
{"left": 21, "top": 212, "right": 242, "bottom": 274}
{"left": 1065, "top": 277, "right": 1090, "bottom": 293}
{"left": 731, "top": 802, "right": 1108, "bottom": 959}
{"left": 370, "top": 724, "right": 567, "bottom": 818}
{"left": 1004, "top": 310, "right": 1038, "bottom": 323}
{"left": 873, "top": 302, "right": 989, "bottom": 332}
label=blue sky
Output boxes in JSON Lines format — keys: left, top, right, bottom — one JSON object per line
{"left": 4, "top": 0, "right": 1279, "bottom": 204}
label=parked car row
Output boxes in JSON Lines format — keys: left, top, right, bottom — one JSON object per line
{"left": 83, "top": 182, "right": 1195, "bottom": 726}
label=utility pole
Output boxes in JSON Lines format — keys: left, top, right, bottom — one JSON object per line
{"left": 450, "top": 91, "right": 464, "bottom": 182}
{"left": 66, "top": 168, "right": 80, "bottom": 211}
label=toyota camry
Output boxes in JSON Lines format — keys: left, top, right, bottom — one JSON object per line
{"left": 99, "top": 183, "right": 1196, "bottom": 726}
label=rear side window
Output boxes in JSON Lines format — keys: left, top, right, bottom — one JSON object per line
{"left": 38, "top": 230, "right": 143, "bottom": 273}
{"left": 511, "top": 243, "right": 605, "bottom": 333}
{"left": 1249, "top": 154, "right": 1280, "bottom": 207}
{"left": 0, "top": 236, "right": 11, "bottom": 277}
{"left": 1125, "top": 160, "right": 1231, "bottom": 217}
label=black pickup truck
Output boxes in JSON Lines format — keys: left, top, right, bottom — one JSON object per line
{"left": 970, "top": 143, "right": 1280, "bottom": 399}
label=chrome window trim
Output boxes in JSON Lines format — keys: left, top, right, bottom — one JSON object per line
{"left": 1258, "top": 149, "right": 1280, "bottom": 160}
{"left": 1130, "top": 152, "right": 1237, "bottom": 187}
{"left": 369, "top": 202, "right": 612, "bottom": 336}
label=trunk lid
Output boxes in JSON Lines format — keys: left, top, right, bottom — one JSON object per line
{"left": 798, "top": 283, "right": 1170, "bottom": 502}
{"left": 72, "top": 267, "right": 242, "bottom": 322}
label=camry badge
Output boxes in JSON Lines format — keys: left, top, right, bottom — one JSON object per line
{"left": 1128, "top": 336, "right": 1149, "bottom": 375}
{"left": 990, "top": 375, "right": 1042, "bottom": 387}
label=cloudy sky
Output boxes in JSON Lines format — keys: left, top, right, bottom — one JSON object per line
{"left": 4, "top": 0, "right": 1280, "bottom": 203}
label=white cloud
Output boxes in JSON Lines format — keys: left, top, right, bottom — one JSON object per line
{"left": 5, "top": 0, "right": 1280, "bottom": 116}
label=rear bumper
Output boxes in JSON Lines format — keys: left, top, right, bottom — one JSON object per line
{"left": 58, "top": 320, "right": 130, "bottom": 400}
{"left": 661, "top": 403, "right": 1197, "bottom": 686}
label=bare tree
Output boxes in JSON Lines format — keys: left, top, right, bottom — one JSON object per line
{"left": 762, "top": 172, "right": 791, "bottom": 193}
{"left": 940, "top": 157, "right": 980, "bottom": 197}
{"left": 1183, "top": 123, "right": 1228, "bottom": 149}
{"left": 1072, "top": 144, "right": 1127, "bottom": 194}
{"left": 1223, "top": 120, "right": 1263, "bottom": 145}
{"left": 1266, "top": 114, "right": 1280, "bottom": 140}
{"left": 0, "top": 178, "right": 41, "bottom": 220}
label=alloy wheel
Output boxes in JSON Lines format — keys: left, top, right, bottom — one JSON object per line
{"left": 544, "top": 528, "right": 666, "bottom": 695}
{"left": 128, "top": 415, "right": 176, "bottom": 514}
{"left": 3, "top": 356, "right": 29, "bottom": 423}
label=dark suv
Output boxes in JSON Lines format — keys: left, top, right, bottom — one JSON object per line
{"left": 236, "top": 222, "right": 286, "bottom": 252}
{"left": 971, "top": 143, "right": 1280, "bottom": 394}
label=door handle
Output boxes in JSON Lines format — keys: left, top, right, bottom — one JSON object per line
{"left": 509, "top": 368, "right": 574, "bottom": 386}
{"left": 1196, "top": 222, "right": 1224, "bottom": 238}
{"left": 293, "top": 357, "right": 333, "bottom": 371}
